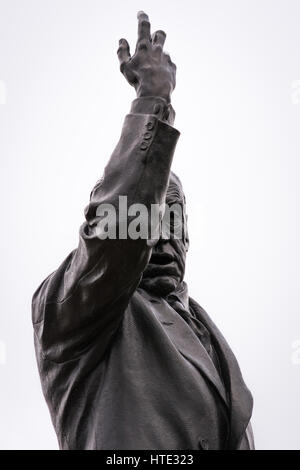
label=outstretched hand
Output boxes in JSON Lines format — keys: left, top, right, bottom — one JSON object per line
{"left": 117, "top": 11, "right": 176, "bottom": 103}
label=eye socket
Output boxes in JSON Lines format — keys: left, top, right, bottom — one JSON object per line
{"left": 170, "top": 211, "right": 182, "bottom": 229}
{"left": 162, "top": 208, "right": 185, "bottom": 239}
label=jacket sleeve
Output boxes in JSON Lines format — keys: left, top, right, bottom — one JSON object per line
{"left": 32, "top": 111, "right": 180, "bottom": 362}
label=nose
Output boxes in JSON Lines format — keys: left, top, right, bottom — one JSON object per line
{"left": 153, "top": 239, "right": 174, "bottom": 254}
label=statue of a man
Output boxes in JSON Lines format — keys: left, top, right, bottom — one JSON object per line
{"left": 32, "top": 11, "right": 254, "bottom": 450}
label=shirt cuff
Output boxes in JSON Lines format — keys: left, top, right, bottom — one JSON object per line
{"left": 130, "top": 96, "right": 176, "bottom": 126}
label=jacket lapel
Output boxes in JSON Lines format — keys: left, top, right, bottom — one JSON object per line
{"left": 189, "top": 297, "right": 253, "bottom": 449}
{"left": 152, "top": 296, "right": 229, "bottom": 407}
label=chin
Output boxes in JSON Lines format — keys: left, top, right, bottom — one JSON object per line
{"left": 140, "top": 275, "right": 179, "bottom": 297}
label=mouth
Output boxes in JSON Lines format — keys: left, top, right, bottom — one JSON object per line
{"left": 149, "top": 253, "right": 175, "bottom": 265}
{"left": 143, "top": 253, "right": 181, "bottom": 279}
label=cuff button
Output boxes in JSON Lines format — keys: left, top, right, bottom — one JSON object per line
{"left": 143, "top": 132, "right": 152, "bottom": 140}
{"left": 140, "top": 142, "right": 148, "bottom": 150}
{"left": 146, "top": 121, "right": 155, "bottom": 131}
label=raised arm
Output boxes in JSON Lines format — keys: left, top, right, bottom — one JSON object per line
{"left": 32, "top": 12, "right": 179, "bottom": 362}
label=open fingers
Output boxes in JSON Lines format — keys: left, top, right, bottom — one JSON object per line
{"left": 137, "top": 11, "right": 151, "bottom": 43}
{"left": 152, "top": 30, "right": 166, "bottom": 48}
{"left": 117, "top": 38, "right": 131, "bottom": 74}
{"left": 117, "top": 38, "right": 131, "bottom": 67}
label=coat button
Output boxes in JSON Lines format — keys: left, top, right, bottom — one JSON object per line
{"left": 143, "top": 132, "right": 152, "bottom": 140}
{"left": 146, "top": 121, "right": 155, "bottom": 131}
{"left": 140, "top": 141, "right": 148, "bottom": 150}
{"left": 199, "top": 438, "right": 209, "bottom": 450}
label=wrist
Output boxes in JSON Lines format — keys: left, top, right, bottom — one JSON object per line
{"left": 130, "top": 96, "right": 176, "bottom": 126}
{"left": 137, "top": 89, "right": 171, "bottom": 105}
{"left": 136, "top": 78, "right": 174, "bottom": 105}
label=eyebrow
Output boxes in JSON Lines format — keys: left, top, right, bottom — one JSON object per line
{"left": 166, "top": 187, "right": 185, "bottom": 204}
{"left": 166, "top": 197, "right": 183, "bottom": 205}
{"left": 167, "top": 185, "right": 182, "bottom": 199}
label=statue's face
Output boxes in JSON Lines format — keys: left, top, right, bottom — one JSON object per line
{"left": 141, "top": 176, "right": 189, "bottom": 296}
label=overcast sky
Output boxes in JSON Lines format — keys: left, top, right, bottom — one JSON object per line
{"left": 0, "top": 0, "right": 300, "bottom": 449}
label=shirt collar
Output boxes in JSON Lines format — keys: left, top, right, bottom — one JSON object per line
{"left": 166, "top": 281, "right": 189, "bottom": 311}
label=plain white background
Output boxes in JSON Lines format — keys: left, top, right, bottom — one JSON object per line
{"left": 0, "top": 0, "right": 300, "bottom": 450}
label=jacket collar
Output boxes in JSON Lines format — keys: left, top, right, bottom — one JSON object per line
{"left": 166, "top": 281, "right": 189, "bottom": 311}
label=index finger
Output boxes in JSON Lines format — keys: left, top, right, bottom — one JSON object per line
{"left": 137, "top": 11, "right": 151, "bottom": 42}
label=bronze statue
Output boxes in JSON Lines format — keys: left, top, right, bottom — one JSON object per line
{"left": 32, "top": 11, "right": 254, "bottom": 450}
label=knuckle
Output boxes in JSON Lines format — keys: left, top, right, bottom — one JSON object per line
{"left": 140, "top": 20, "right": 150, "bottom": 29}
{"left": 137, "top": 40, "right": 148, "bottom": 51}
{"left": 154, "top": 44, "right": 163, "bottom": 52}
